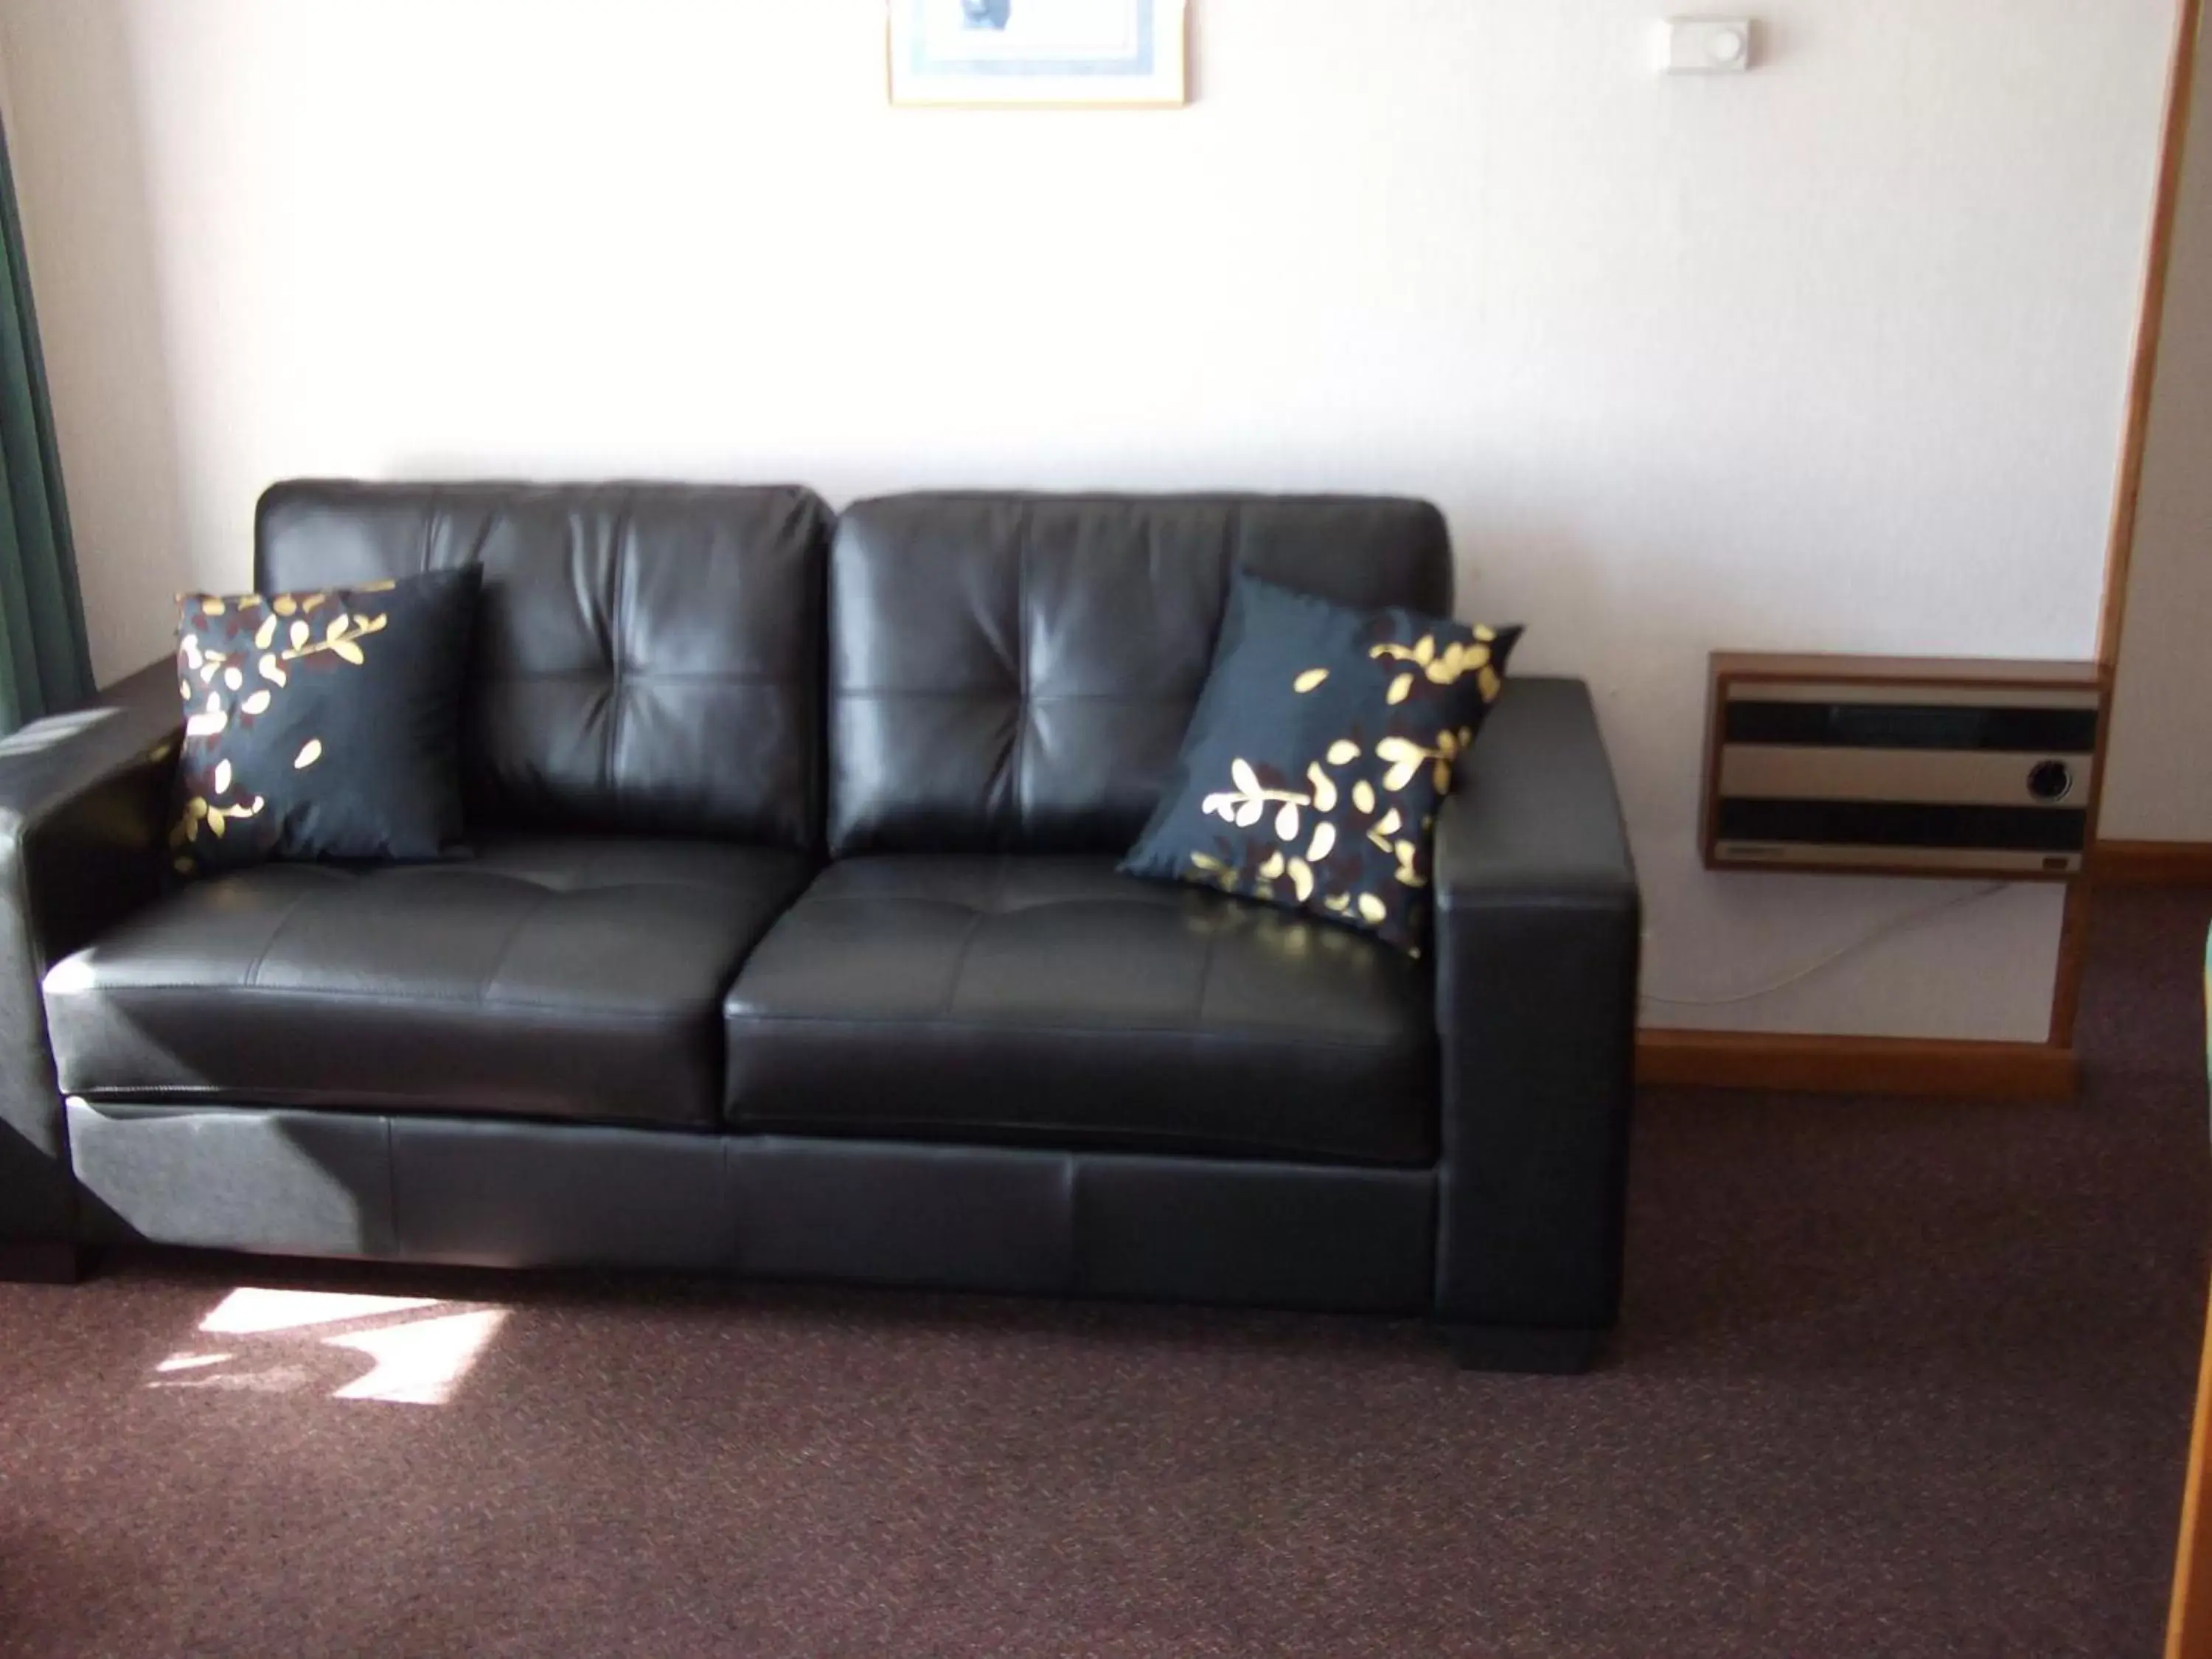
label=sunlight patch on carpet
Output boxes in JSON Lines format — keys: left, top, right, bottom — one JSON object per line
{"left": 150, "top": 1287, "right": 510, "bottom": 1405}
{"left": 198, "top": 1287, "right": 445, "bottom": 1335}
{"left": 324, "top": 1308, "right": 509, "bottom": 1405}
{"left": 153, "top": 1352, "right": 234, "bottom": 1372}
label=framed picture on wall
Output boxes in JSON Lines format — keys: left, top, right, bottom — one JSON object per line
{"left": 888, "top": 0, "right": 1189, "bottom": 108}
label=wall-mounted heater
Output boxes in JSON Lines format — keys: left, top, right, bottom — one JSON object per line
{"left": 1701, "top": 653, "right": 2104, "bottom": 880}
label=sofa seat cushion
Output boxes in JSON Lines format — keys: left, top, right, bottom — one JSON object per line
{"left": 723, "top": 856, "right": 1439, "bottom": 1166}
{"left": 44, "top": 837, "right": 813, "bottom": 1128}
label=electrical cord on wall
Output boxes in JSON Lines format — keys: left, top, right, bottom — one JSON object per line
{"left": 1638, "top": 883, "right": 2008, "bottom": 1009}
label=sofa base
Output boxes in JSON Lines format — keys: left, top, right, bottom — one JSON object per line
{"left": 58, "top": 1102, "right": 1621, "bottom": 1361}
{"left": 1447, "top": 1324, "right": 1604, "bottom": 1375}
{"left": 63, "top": 1100, "right": 1441, "bottom": 1317}
{"left": 0, "top": 1242, "right": 84, "bottom": 1284}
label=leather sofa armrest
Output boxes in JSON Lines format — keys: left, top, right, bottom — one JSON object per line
{"left": 0, "top": 661, "right": 181, "bottom": 1257}
{"left": 1430, "top": 676, "right": 1641, "bottom": 1339}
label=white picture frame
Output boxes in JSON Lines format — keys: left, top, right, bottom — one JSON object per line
{"left": 888, "top": 0, "right": 1189, "bottom": 109}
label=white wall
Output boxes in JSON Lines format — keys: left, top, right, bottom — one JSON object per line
{"left": 2104, "top": 10, "right": 2212, "bottom": 846}
{"left": 0, "top": 0, "right": 2177, "bottom": 1040}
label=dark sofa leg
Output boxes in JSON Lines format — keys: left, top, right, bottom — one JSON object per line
{"left": 1447, "top": 1324, "right": 1602, "bottom": 1374}
{"left": 0, "top": 1242, "right": 84, "bottom": 1284}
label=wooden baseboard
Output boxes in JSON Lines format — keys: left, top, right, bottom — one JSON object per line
{"left": 1637, "top": 1029, "right": 2078, "bottom": 1100}
{"left": 2093, "top": 839, "right": 2212, "bottom": 886}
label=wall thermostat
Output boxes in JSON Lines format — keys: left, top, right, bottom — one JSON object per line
{"left": 1658, "top": 18, "right": 1756, "bottom": 74}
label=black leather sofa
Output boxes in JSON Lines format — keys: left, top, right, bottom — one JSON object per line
{"left": 0, "top": 483, "right": 1639, "bottom": 1371}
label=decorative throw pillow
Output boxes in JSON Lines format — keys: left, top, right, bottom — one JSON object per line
{"left": 169, "top": 567, "right": 481, "bottom": 876}
{"left": 1121, "top": 571, "right": 1520, "bottom": 954}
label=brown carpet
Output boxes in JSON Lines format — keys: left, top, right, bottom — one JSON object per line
{"left": 1, "top": 888, "right": 2207, "bottom": 1658}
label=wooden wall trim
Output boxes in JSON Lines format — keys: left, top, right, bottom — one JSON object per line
{"left": 2093, "top": 840, "right": 2212, "bottom": 886}
{"left": 1637, "top": 1029, "right": 2079, "bottom": 1101}
{"left": 2049, "top": 882, "right": 2096, "bottom": 1046}
{"left": 2099, "top": 0, "right": 2205, "bottom": 671}
{"left": 2053, "top": 0, "right": 2204, "bottom": 1049}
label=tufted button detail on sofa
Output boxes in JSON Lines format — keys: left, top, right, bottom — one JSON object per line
{"left": 256, "top": 481, "right": 834, "bottom": 849}
{"left": 827, "top": 493, "right": 1452, "bottom": 858}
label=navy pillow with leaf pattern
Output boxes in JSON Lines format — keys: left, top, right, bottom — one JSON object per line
{"left": 170, "top": 567, "right": 481, "bottom": 875}
{"left": 1121, "top": 570, "right": 1520, "bottom": 954}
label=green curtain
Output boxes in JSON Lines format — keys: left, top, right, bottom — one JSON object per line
{"left": 0, "top": 123, "right": 91, "bottom": 736}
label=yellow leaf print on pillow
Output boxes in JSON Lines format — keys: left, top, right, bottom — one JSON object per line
{"left": 173, "top": 581, "right": 400, "bottom": 877}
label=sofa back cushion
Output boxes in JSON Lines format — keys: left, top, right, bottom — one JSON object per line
{"left": 828, "top": 493, "right": 1453, "bottom": 856}
{"left": 257, "top": 481, "right": 832, "bottom": 850}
